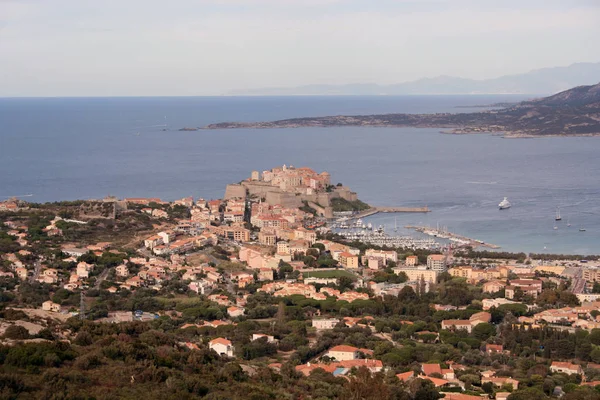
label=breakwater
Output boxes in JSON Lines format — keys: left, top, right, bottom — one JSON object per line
{"left": 350, "top": 206, "right": 430, "bottom": 219}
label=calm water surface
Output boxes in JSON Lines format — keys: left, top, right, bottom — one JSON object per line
{"left": 1, "top": 95, "right": 599, "bottom": 254}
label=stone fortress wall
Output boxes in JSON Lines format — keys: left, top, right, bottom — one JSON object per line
{"left": 224, "top": 166, "right": 358, "bottom": 217}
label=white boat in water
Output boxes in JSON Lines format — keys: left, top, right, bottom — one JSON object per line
{"left": 498, "top": 197, "right": 511, "bottom": 210}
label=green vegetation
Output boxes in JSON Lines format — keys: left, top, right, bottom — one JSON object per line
{"left": 300, "top": 201, "right": 318, "bottom": 215}
{"left": 330, "top": 198, "right": 370, "bottom": 212}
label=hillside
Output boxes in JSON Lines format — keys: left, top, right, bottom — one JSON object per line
{"left": 525, "top": 82, "right": 600, "bottom": 107}
{"left": 205, "top": 82, "right": 600, "bottom": 137}
{"left": 229, "top": 62, "right": 600, "bottom": 96}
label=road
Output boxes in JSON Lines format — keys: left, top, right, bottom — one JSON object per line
{"left": 29, "top": 260, "right": 42, "bottom": 284}
{"left": 569, "top": 268, "right": 586, "bottom": 294}
{"left": 570, "top": 277, "right": 586, "bottom": 294}
{"left": 94, "top": 268, "right": 111, "bottom": 290}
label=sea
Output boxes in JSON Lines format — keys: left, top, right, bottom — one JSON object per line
{"left": 1, "top": 95, "right": 599, "bottom": 255}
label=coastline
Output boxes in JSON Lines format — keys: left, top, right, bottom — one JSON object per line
{"left": 198, "top": 83, "right": 600, "bottom": 137}
{"left": 195, "top": 122, "right": 600, "bottom": 139}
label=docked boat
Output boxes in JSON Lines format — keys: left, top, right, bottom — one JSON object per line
{"left": 498, "top": 197, "right": 511, "bottom": 210}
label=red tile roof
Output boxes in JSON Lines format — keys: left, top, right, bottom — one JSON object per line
{"left": 421, "top": 363, "right": 442, "bottom": 376}
{"left": 209, "top": 337, "right": 231, "bottom": 346}
{"left": 328, "top": 345, "right": 359, "bottom": 353}
{"left": 396, "top": 371, "right": 414, "bottom": 382}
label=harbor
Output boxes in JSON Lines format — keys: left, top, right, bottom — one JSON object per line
{"left": 329, "top": 216, "right": 441, "bottom": 250}
{"left": 334, "top": 229, "right": 440, "bottom": 250}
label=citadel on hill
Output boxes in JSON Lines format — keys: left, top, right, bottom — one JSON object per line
{"left": 224, "top": 165, "right": 359, "bottom": 218}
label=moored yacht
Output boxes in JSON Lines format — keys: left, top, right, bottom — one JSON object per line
{"left": 498, "top": 197, "right": 511, "bottom": 210}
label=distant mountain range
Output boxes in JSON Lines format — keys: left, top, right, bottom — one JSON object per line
{"left": 207, "top": 82, "right": 600, "bottom": 137}
{"left": 229, "top": 62, "right": 600, "bottom": 96}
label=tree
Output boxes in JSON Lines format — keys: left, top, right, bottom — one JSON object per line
{"left": 338, "top": 276, "right": 354, "bottom": 292}
{"left": 398, "top": 286, "right": 417, "bottom": 303}
{"left": 410, "top": 379, "right": 442, "bottom": 400}
{"left": 562, "top": 387, "right": 600, "bottom": 400}
{"left": 311, "top": 243, "right": 325, "bottom": 252}
{"left": 591, "top": 329, "right": 600, "bottom": 345}
{"left": 482, "top": 381, "right": 494, "bottom": 394}
{"left": 276, "top": 302, "right": 286, "bottom": 325}
{"left": 3, "top": 325, "right": 30, "bottom": 340}
{"left": 507, "top": 387, "right": 549, "bottom": 400}
{"left": 278, "top": 262, "right": 293, "bottom": 280}
{"left": 591, "top": 347, "right": 600, "bottom": 363}
{"left": 472, "top": 323, "right": 495, "bottom": 340}
{"left": 341, "top": 368, "right": 390, "bottom": 400}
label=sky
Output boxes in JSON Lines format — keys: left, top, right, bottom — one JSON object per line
{"left": 0, "top": 0, "right": 599, "bottom": 96}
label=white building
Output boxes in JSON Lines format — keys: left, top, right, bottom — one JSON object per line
{"left": 209, "top": 338, "right": 235, "bottom": 357}
{"left": 326, "top": 345, "right": 359, "bottom": 361}
{"left": 427, "top": 254, "right": 446, "bottom": 272}
{"left": 312, "top": 318, "right": 340, "bottom": 330}
{"left": 252, "top": 333, "right": 277, "bottom": 343}
{"left": 365, "top": 249, "right": 398, "bottom": 264}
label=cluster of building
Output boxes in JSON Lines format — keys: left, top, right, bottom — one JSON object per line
{"left": 389, "top": 254, "right": 447, "bottom": 285}
{"left": 517, "top": 301, "right": 600, "bottom": 330}
{"left": 258, "top": 281, "right": 369, "bottom": 302}
{"left": 0, "top": 199, "right": 20, "bottom": 212}
{"left": 250, "top": 165, "right": 331, "bottom": 195}
{"left": 144, "top": 226, "right": 219, "bottom": 256}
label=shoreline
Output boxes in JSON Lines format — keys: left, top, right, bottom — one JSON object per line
{"left": 192, "top": 122, "right": 600, "bottom": 139}
{"left": 198, "top": 84, "right": 600, "bottom": 137}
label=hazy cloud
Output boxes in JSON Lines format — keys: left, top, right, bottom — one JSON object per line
{"left": 0, "top": 0, "right": 598, "bottom": 96}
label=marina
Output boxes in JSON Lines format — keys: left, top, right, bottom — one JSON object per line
{"left": 330, "top": 211, "right": 500, "bottom": 250}
{"left": 330, "top": 214, "right": 440, "bottom": 250}
{"left": 334, "top": 229, "right": 440, "bottom": 250}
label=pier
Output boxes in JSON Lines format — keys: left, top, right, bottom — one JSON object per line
{"left": 350, "top": 206, "right": 430, "bottom": 219}
{"left": 405, "top": 225, "right": 500, "bottom": 249}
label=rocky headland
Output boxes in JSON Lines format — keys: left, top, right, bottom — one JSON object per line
{"left": 200, "top": 82, "right": 600, "bottom": 137}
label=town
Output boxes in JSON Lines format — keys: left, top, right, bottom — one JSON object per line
{"left": 1, "top": 165, "right": 600, "bottom": 399}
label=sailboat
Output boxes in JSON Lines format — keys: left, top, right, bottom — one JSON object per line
{"left": 394, "top": 216, "right": 398, "bottom": 232}
{"left": 567, "top": 217, "right": 571, "bottom": 227}
{"left": 555, "top": 207, "right": 562, "bottom": 221}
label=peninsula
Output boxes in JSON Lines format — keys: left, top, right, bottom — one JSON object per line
{"left": 203, "top": 82, "right": 600, "bottom": 137}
